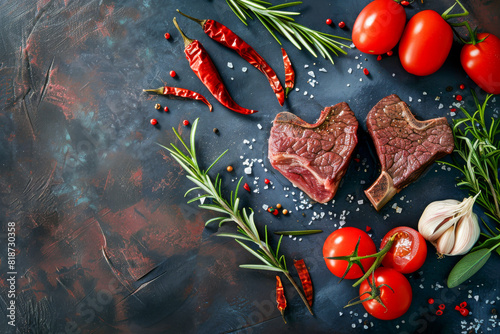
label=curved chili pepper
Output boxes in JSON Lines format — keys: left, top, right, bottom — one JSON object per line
{"left": 281, "top": 48, "right": 295, "bottom": 98}
{"left": 294, "top": 259, "right": 313, "bottom": 307}
{"left": 143, "top": 86, "right": 213, "bottom": 112}
{"left": 173, "top": 18, "right": 257, "bottom": 115}
{"left": 177, "top": 10, "right": 285, "bottom": 106}
{"left": 276, "top": 276, "right": 287, "bottom": 324}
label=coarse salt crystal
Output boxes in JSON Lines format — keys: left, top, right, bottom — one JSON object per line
{"left": 423, "top": 91, "right": 427, "bottom": 95}
{"left": 308, "top": 71, "right": 315, "bottom": 78}
{"left": 304, "top": 64, "right": 309, "bottom": 68}
{"left": 304, "top": 91, "right": 308, "bottom": 95}
{"left": 257, "top": 124, "right": 262, "bottom": 129}
{"left": 348, "top": 68, "right": 353, "bottom": 74}
{"left": 244, "top": 167, "right": 252, "bottom": 174}
{"left": 358, "top": 200, "right": 364, "bottom": 205}
{"left": 227, "top": 62, "right": 233, "bottom": 68}
{"left": 295, "top": 87, "right": 300, "bottom": 91}
{"left": 319, "top": 68, "right": 327, "bottom": 72}
{"left": 409, "top": 96, "right": 413, "bottom": 102}
{"left": 392, "top": 73, "right": 396, "bottom": 77}
{"left": 438, "top": 103, "right": 444, "bottom": 109}
{"left": 242, "top": 67, "right": 248, "bottom": 72}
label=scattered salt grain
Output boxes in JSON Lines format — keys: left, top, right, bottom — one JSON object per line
{"left": 348, "top": 68, "right": 353, "bottom": 74}
{"left": 304, "top": 91, "right": 308, "bottom": 95}
{"left": 392, "top": 73, "right": 396, "bottom": 77}
{"left": 227, "top": 62, "right": 233, "bottom": 69}
{"left": 295, "top": 87, "right": 300, "bottom": 92}
{"left": 438, "top": 103, "right": 444, "bottom": 109}
{"left": 358, "top": 200, "right": 364, "bottom": 205}
{"left": 304, "top": 64, "right": 309, "bottom": 68}
{"left": 242, "top": 67, "right": 248, "bottom": 72}
{"left": 231, "top": 77, "right": 234, "bottom": 80}
{"left": 423, "top": 91, "right": 428, "bottom": 95}
{"left": 308, "top": 71, "right": 315, "bottom": 78}
{"left": 319, "top": 68, "right": 327, "bottom": 72}
{"left": 435, "top": 96, "right": 440, "bottom": 101}
{"left": 244, "top": 167, "right": 252, "bottom": 175}
{"left": 310, "top": 94, "right": 314, "bottom": 99}
{"left": 347, "top": 84, "right": 350, "bottom": 87}
{"left": 262, "top": 204, "right": 269, "bottom": 210}
{"left": 257, "top": 124, "right": 262, "bottom": 130}
{"left": 409, "top": 96, "right": 413, "bottom": 102}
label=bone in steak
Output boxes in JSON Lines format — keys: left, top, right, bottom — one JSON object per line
{"left": 365, "top": 94, "right": 454, "bottom": 211}
{"left": 268, "top": 103, "right": 358, "bottom": 203}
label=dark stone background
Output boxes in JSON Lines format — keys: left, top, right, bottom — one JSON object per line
{"left": 1, "top": 0, "right": 499, "bottom": 333}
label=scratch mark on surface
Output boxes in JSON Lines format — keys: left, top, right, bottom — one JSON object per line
{"left": 22, "top": 97, "right": 36, "bottom": 141}
{"left": 38, "top": 57, "right": 55, "bottom": 107}
{"left": 103, "top": 170, "right": 111, "bottom": 191}
{"left": 56, "top": 277, "right": 77, "bottom": 300}
{"left": 37, "top": 162, "right": 57, "bottom": 199}
{"left": 80, "top": 82, "right": 90, "bottom": 91}
{"left": 133, "top": 208, "right": 146, "bottom": 221}
{"left": 222, "top": 315, "right": 283, "bottom": 333}
{"left": 122, "top": 269, "right": 168, "bottom": 302}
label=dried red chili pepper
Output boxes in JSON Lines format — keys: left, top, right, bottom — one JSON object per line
{"left": 173, "top": 17, "right": 257, "bottom": 115}
{"left": 276, "top": 276, "right": 287, "bottom": 323}
{"left": 281, "top": 48, "right": 295, "bottom": 98}
{"left": 294, "top": 259, "right": 313, "bottom": 307}
{"left": 177, "top": 10, "right": 284, "bottom": 106}
{"left": 143, "top": 86, "right": 213, "bottom": 112}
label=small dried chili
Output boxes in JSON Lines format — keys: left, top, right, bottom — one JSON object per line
{"left": 281, "top": 48, "right": 295, "bottom": 98}
{"left": 276, "top": 276, "right": 287, "bottom": 323}
{"left": 143, "top": 86, "right": 213, "bottom": 112}
{"left": 178, "top": 10, "right": 285, "bottom": 106}
{"left": 294, "top": 259, "right": 313, "bottom": 307}
{"left": 173, "top": 18, "right": 257, "bottom": 115}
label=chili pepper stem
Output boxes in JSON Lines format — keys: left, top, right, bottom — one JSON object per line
{"left": 176, "top": 9, "right": 207, "bottom": 27}
{"left": 143, "top": 87, "right": 164, "bottom": 94}
{"left": 173, "top": 17, "right": 194, "bottom": 47}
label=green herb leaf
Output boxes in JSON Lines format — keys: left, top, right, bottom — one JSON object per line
{"left": 447, "top": 249, "right": 491, "bottom": 288}
{"left": 274, "top": 230, "right": 323, "bottom": 236}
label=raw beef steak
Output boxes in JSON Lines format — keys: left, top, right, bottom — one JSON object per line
{"left": 268, "top": 103, "right": 358, "bottom": 203}
{"left": 365, "top": 94, "right": 454, "bottom": 211}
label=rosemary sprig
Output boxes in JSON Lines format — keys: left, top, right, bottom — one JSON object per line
{"left": 160, "top": 118, "right": 313, "bottom": 315}
{"left": 225, "top": 0, "right": 351, "bottom": 64}
{"left": 440, "top": 92, "right": 500, "bottom": 228}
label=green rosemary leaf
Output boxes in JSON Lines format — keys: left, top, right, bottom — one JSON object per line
{"left": 219, "top": 218, "right": 234, "bottom": 227}
{"left": 218, "top": 232, "right": 253, "bottom": 242}
{"left": 255, "top": 12, "right": 283, "bottom": 45}
{"left": 184, "top": 187, "right": 201, "bottom": 197}
{"left": 274, "top": 230, "right": 323, "bottom": 236}
{"left": 239, "top": 264, "right": 283, "bottom": 272}
{"left": 205, "top": 149, "right": 228, "bottom": 174}
{"left": 187, "top": 194, "right": 211, "bottom": 204}
{"left": 234, "top": 177, "right": 243, "bottom": 204}
{"left": 267, "top": 1, "right": 302, "bottom": 10}
{"left": 227, "top": 0, "right": 248, "bottom": 23}
{"left": 276, "top": 234, "right": 283, "bottom": 257}
{"left": 199, "top": 204, "right": 230, "bottom": 214}
{"left": 190, "top": 118, "right": 198, "bottom": 163}
{"left": 233, "top": 198, "right": 240, "bottom": 215}
{"left": 235, "top": 239, "right": 273, "bottom": 266}
{"left": 205, "top": 217, "right": 226, "bottom": 226}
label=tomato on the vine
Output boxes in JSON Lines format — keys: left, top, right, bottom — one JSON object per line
{"left": 323, "top": 227, "right": 376, "bottom": 279}
{"left": 398, "top": 10, "right": 453, "bottom": 76}
{"left": 380, "top": 226, "right": 427, "bottom": 274}
{"left": 359, "top": 267, "right": 412, "bottom": 320}
{"left": 352, "top": 0, "right": 406, "bottom": 55}
{"left": 461, "top": 33, "right": 500, "bottom": 95}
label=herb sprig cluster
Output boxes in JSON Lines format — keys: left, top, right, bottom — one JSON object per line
{"left": 442, "top": 92, "right": 500, "bottom": 288}
{"left": 225, "top": 0, "right": 351, "bottom": 63}
{"left": 161, "top": 118, "right": 313, "bottom": 314}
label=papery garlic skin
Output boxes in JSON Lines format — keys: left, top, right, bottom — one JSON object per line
{"left": 418, "top": 194, "right": 480, "bottom": 256}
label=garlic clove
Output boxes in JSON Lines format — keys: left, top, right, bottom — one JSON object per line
{"left": 451, "top": 212, "right": 480, "bottom": 256}
{"left": 435, "top": 225, "right": 456, "bottom": 255}
{"left": 418, "top": 200, "right": 461, "bottom": 241}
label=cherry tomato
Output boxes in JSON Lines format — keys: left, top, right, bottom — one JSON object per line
{"left": 380, "top": 226, "right": 427, "bottom": 274}
{"left": 352, "top": 0, "right": 406, "bottom": 55}
{"left": 359, "top": 267, "right": 412, "bottom": 320}
{"left": 323, "top": 227, "right": 376, "bottom": 279}
{"left": 398, "top": 10, "right": 453, "bottom": 76}
{"left": 461, "top": 33, "right": 500, "bottom": 94}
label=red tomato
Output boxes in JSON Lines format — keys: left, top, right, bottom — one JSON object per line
{"left": 398, "top": 10, "right": 453, "bottom": 76}
{"left": 359, "top": 267, "right": 412, "bottom": 320}
{"left": 461, "top": 33, "right": 500, "bottom": 95}
{"left": 323, "top": 227, "right": 376, "bottom": 279}
{"left": 380, "top": 226, "right": 427, "bottom": 274}
{"left": 352, "top": 0, "right": 406, "bottom": 55}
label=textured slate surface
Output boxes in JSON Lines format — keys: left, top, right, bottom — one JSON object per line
{"left": 1, "top": 0, "right": 499, "bottom": 333}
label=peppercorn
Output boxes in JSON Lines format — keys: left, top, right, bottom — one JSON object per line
{"left": 164, "top": 33, "right": 171, "bottom": 40}
{"left": 446, "top": 86, "right": 453, "bottom": 92}
{"left": 150, "top": 118, "right": 158, "bottom": 125}
{"left": 401, "top": 0, "right": 409, "bottom": 6}
{"left": 456, "top": 95, "right": 463, "bottom": 101}
{"left": 170, "top": 70, "right": 177, "bottom": 78}
{"left": 213, "top": 128, "right": 219, "bottom": 134}
{"left": 183, "top": 120, "right": 189, "bottom": 126}
{"left": 276, "top": 203, "right": 282, "bottom": 209}
{"left": 264, "top": 178, "right": 270, "bottom": 184}
{"left": 326, "top": 18, "right": 332, "bottom": 25}
{"left": 492, "top": 308, "right": 497, "bottom": 315}
{"left": 386, "top": 50, "right": 393, "bottom": 56}
{"left": 428, "top": 298, "right": 435, "bottom": 304}
{"left": 459, "top": 84, "right": 465, "bottom": 90}
{"left": 338, "top": 21, "right": 346, "bottom": 29}
{"left": 282, "top": 209, "right": 288, "bottom": 215}
{"left": 377, "top": 55, "right": 382, "bottom": 61}
{"left": 226, "top": 165, "right": 233, "bottom": 172}
{"left": 363, "top": 68, "right": 370, "bottom": 75}
{"left": 164, "top": 106, "right": 169, "bottom": 112}
{"left": 155, "top": 103, "right": 161, "bottom": 110}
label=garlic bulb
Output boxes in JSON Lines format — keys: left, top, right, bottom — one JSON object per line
{"left": 418, "top": 194, "right": 480, "bottom": 256}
